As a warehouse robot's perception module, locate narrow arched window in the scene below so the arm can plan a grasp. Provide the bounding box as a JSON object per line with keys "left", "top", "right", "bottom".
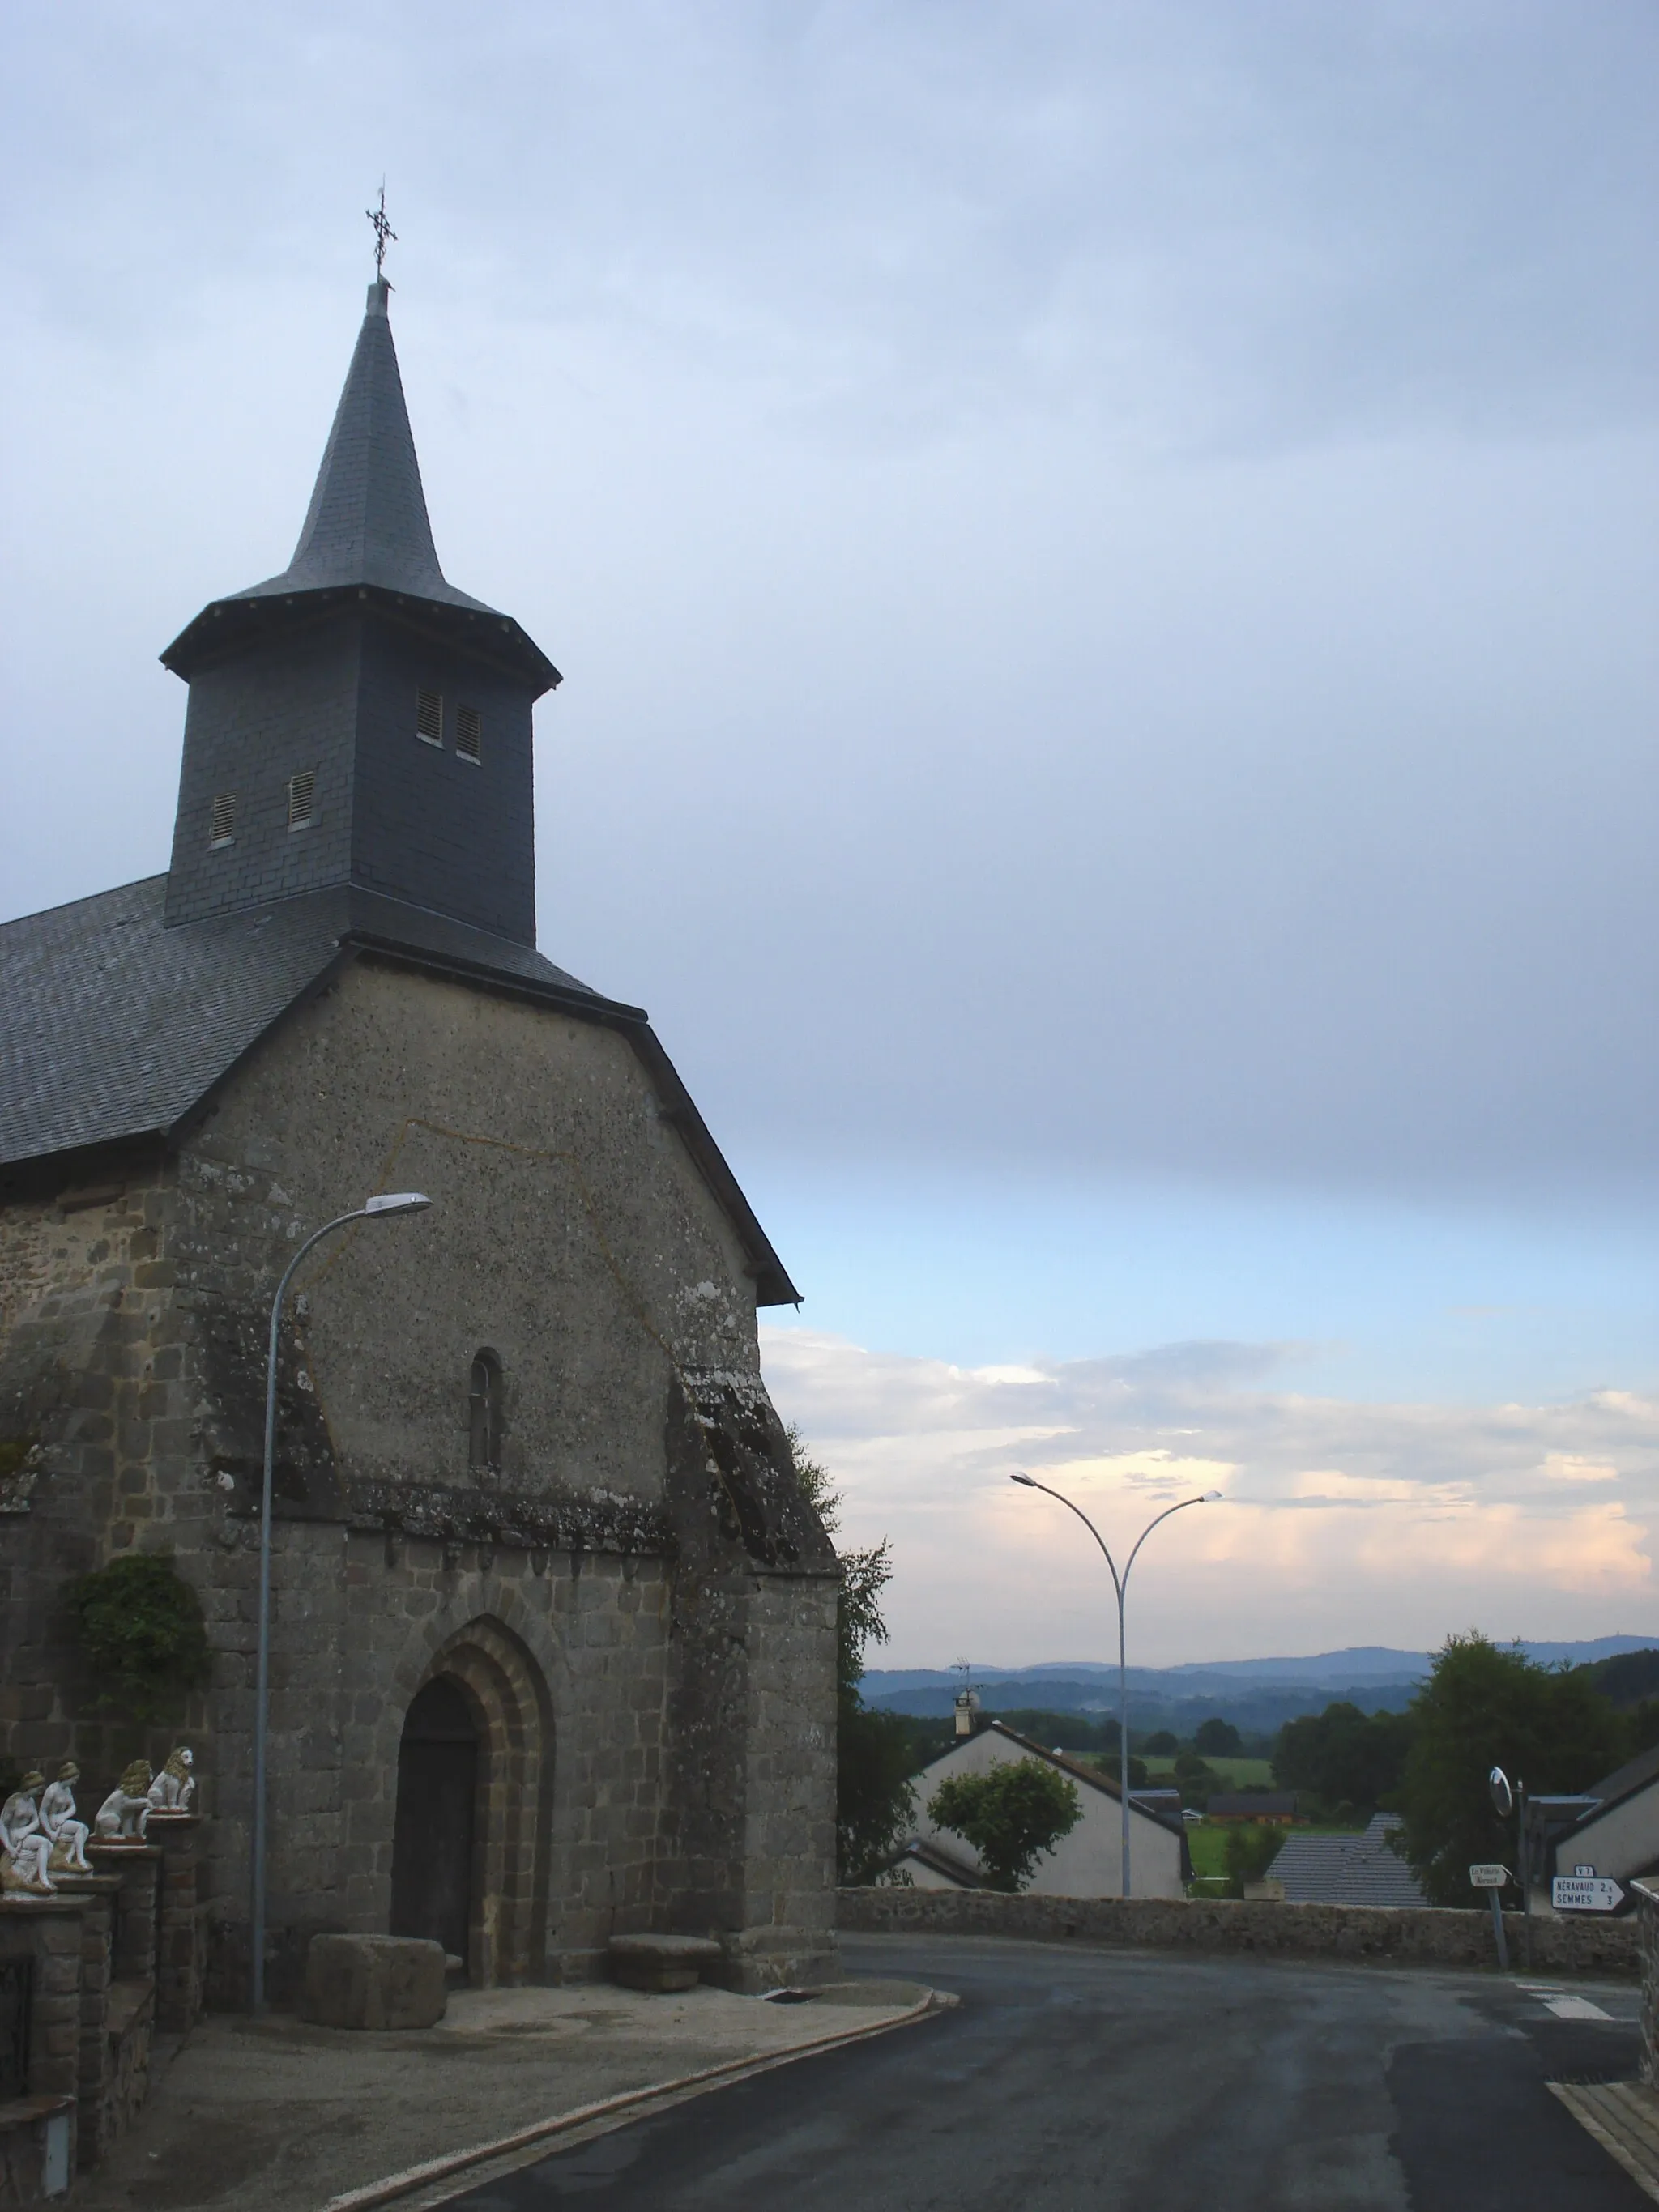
{"left": 467, "top": 1351, "right": 503, "bottom": 1473}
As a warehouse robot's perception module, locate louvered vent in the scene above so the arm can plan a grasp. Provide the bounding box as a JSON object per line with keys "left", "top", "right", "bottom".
{"left": 416, "top": 687, "right": 444, "bottom": 745}
{"left": 288, "top": 770, "right": 316, "bottom": 829}
{"left": 209, "top": 792, "right": 236, "bottom": 847}
{"left": 456, "top": 705, "right": 482, "bottom": 764}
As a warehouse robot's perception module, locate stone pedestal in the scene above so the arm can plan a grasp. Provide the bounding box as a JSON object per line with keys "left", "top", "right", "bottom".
{"left": 41, "top": 1875, "right": 118, "bottom": 2168}
{"left": 607, "top": 1933, "right": 723, "bottom": 1993}
{"left": 0, "top": 1894, "right": 90, "bottom": 2186}
{"left": 144, "top": 1814, "right": 202, "bottom": 2034}
{"left": 301, "top": 1935, "right": 447, "bottom": 2031}
{"left": 85, "top": 1846, "right": 159, "bottom": 1986}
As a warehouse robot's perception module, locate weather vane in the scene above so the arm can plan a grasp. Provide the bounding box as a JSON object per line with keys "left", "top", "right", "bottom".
{"left": 366, "top": 183, "right": 396, "bottom": 279}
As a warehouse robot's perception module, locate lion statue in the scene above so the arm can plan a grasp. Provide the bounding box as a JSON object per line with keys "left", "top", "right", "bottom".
{"left": 147, "top": 1746, "right": 195, "bottom": 1813}
{"left": 1, "top": 1771, "right": 56, "bottom": 1894}
{"left": 94, "top": 1760, "right": 153, "bottom": 1840}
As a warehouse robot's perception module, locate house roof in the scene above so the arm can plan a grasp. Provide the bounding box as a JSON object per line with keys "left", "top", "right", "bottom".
{"left": 1209, "top": 1792, "right": 1297, "bottom": 1819}
{"left": 1580, "top": 1742, "right": 1659, "bottom": 1818}
{"left": 1268, "top": 1814, "right": 1427, "bottom": 1908}
{"left": 923, "top": 1721, "right": 1189, "bottom": 1840}
{"left": 886, "top": 1838, "right": 988, "bottom": 1889}
{"left": 0, "top": 874, "right": 801, "bottom": 1306}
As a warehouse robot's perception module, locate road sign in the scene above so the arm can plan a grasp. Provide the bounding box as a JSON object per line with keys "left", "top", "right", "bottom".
{"left": 1573, "top": 1863, "right": 1597, "bottom": 1877}
{"left": 1469, "top": 1864, "right": 1509, "bottom": 1889}
{"left": 1553, "top": 1876, "right": 1625, "bottom": 1914}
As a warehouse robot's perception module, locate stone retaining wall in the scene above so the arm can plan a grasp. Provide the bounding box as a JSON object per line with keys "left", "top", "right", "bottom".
{"left": 1632, "top": 1880, "right": 1658, "bottom": 2082}
{"left": 838, "top": 1886, "right": 1639, "bottom": 1977}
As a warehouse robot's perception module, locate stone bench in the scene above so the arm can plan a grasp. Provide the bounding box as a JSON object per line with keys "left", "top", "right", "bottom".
{"left": 301, "top": 1935, "right": 447, "bottom": 2030}
{"left": 607, "top": 1933, "right": 723, "bottom": 1994}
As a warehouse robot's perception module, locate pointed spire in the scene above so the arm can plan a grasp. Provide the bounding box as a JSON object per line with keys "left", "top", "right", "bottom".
{"left": 237, "top": 281, "right": 493, "bottom": 613}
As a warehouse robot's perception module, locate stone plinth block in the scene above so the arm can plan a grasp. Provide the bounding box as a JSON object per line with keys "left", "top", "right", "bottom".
{"left": 301, "top": 1935, "right": 447, "bottom": 2031}
{"left": 607, "top": 1933, "right": 723, "bottom": 1993}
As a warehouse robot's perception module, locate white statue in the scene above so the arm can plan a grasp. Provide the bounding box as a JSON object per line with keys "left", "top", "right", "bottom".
{"left": 147, "top": 1745, "right": 195, "bottom": 1813}
{"left": 0, "top": 1772, "right": 56, "bottom": 1894}
{"left": 41, "top": 1762, "right": 91, "bottom": 1874}
{"left": 94, "top": 1760, "right": 153, "bottom": 1840}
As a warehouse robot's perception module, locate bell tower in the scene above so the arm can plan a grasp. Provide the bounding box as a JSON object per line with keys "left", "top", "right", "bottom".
{"left": 160, "top": 278, "right": 559, "bottom": 945}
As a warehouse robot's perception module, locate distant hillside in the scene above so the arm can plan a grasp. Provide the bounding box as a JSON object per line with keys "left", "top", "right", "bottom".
{"left": 1578, "top": 1647, "right": 1659, "bottom": 1708}
{"left": 864, "top": 1635, "right": 1659, "bottom": 1733}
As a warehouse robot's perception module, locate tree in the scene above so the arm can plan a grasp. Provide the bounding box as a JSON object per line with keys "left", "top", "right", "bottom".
{"left": 1272, "top": 1702, "right": 1414, "bottom": 1818}
{"left": 928, "top": 1758, "right": 1082, "bottom": 1891}
{"left": 1194, "top": 1716, "right": 1242, "bottom": 1758}
{"left": 1143, "top": 1729, "right": 1179, "bottom": 1756}
{"left": 1223, "top": 1822, "right": 1285, "bottom": 1897}
{"left": 1395, "top": 1633, "right": 1627, "bottom": 1905}
{"left": 786, "top": 1426, "right": 916, "bottom": 1883}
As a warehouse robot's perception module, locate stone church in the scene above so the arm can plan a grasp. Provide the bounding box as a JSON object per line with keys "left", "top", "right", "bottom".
{"left": 0, "top": 275, "right": 838, "bottom": 2005}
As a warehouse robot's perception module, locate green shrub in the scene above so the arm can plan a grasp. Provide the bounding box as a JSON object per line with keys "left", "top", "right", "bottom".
{"left": 929, "top": 1758, "right": 1081, "bottom": 1891}
{"left": 1223, "top": 1822, "right": 1286, "bottom": 1896}
{"left": 66, "top": 1554, "right": 209, "bottom": 1720}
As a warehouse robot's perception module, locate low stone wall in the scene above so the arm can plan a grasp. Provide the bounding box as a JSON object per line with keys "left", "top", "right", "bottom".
{"left": 1632, "top": 1880, "right": 1658, "bottom": 2082}
{"left": 838, "top": 1886, "right": 1640, "bottom": 1977}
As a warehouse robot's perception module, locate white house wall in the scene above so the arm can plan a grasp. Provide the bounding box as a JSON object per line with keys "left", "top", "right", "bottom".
{"left": 911, "top": 1728, "right": 1186, "bottom": 1900}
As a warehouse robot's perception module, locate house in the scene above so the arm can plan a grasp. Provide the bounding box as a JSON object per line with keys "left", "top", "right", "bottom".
{"left": 1208, "top": 1792, "right": 1297, "bottom": 1824}
{"left": 0, "top": 269, "right": 838, "bottom": 2005}
{"left": 897, "top": 1720, "right": 1190, "bottom": 1897}
{"left": 1536, "top": 1743, "right": 1659, "bottom": 1903}
{"left": 1266, "top": 1814, "right": 1427, "bottom": 1907}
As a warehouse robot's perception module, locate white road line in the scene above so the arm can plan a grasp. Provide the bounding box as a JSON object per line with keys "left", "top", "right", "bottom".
{"left": 1540, "top": 1994, "right": 1613, "bottom": 2021}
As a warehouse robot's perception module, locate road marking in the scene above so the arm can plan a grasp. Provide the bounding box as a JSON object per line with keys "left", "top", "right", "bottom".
{"left": 1539, "top": 1994, "right": 1613, "bottom": 2021}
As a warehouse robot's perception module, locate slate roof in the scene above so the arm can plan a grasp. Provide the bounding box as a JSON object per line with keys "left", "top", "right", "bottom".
{"left": 1209, "top": 1792, "right": 1298, "bottom": 1820}
{"left": 1580, "top": 1741, "right": 1659, "bottom": 1815}
{"left": 0, "top": 875, "right": 801, "bottom": 1306}
{"left": 1268, "top": 1814, "right": 1427, "bottom": 1907}
{"left": 160, "top": 283, "right": 558, "bottom": 691}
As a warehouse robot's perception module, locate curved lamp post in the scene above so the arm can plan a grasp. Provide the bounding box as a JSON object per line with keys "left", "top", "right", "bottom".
{"left": 1009, "top": 1474, "right": 1222, "bottom": 1899}
{"left": 251, "top": 1191, "right": 432, "bottom": 2008}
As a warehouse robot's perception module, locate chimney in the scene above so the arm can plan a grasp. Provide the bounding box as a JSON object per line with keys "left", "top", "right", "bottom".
{"left": 953, "top": 1687, "right": 981, "bottom": 1738}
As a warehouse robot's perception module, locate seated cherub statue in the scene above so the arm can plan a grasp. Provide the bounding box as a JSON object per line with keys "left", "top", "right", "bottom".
{"left": 94, "top": 1760, "right": 153, "bottom": 1840}
{"left": 1, "top": 1771, "right": 57, "bottom": 1894}
{"left": 147, "top": 1746, "right": 195, "bottom": 1813}
{"left": 41, "top": 1761, "right": 92, "bottom": 1874}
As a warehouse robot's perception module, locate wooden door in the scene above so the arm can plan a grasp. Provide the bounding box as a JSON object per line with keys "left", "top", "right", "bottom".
{"left": 390, "top": 1676, "right": 478, "bottom": 1968}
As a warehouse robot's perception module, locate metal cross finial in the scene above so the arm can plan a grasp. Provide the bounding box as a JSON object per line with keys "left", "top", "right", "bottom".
{"left": 366, "top": 184, "right": 397, "bottom": 278}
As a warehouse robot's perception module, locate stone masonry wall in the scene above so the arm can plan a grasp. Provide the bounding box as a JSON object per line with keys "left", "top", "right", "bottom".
{"left": 839, "top": 1884, "right": 1640, "bottom": 1977}
{"left": 1, "top": 954, "right": 837, "bottom": 2001}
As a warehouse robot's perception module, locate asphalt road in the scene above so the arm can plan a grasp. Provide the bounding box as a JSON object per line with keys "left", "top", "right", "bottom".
{"left": 448, "top": 1932, "right": 1646, "bottom": 2211}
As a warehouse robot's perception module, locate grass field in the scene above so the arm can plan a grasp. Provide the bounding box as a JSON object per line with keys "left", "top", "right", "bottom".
{"left": 1196, "top": 1757, "right": 1276, "bottom": 1789}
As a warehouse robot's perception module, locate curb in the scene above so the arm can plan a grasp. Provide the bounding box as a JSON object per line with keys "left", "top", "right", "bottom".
{"left": 320, "top": 1988, "right": 949, "bottom": 2212}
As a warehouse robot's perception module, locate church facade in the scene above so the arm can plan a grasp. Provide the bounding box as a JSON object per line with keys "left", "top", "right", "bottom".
{"left": 0, "top": 278, "right": 838, "bottom": 2003}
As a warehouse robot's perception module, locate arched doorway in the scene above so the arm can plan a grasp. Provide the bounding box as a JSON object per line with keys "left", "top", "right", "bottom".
{"left": 390, "top": 1675, "right": 480, "bottom": 1968}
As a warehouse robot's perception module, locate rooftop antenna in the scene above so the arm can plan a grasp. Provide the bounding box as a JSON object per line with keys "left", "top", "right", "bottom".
{"left": 366, "top": 181, "right": 397, "bottom": 282}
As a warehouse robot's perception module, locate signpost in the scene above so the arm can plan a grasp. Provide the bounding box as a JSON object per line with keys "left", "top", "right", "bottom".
{"left": 1469, "top": 1860, "right": 1512, "bottom": 1969}
{"left": 1552, "top": 1876, "right": 1625, "bottom": 1915}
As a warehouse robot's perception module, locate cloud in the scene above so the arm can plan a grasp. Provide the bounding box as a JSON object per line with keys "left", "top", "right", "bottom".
{"left": 762, "top": 1324, "right": 1659, "bottom": 1664}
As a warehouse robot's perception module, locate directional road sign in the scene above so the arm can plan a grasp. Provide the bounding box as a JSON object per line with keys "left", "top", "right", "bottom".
{"left": 1468, "top": 1864, "right": 1509, "bottom": 1889}
{"left": 1552, "top": 1875, "right": 1625, "bottom": 1914}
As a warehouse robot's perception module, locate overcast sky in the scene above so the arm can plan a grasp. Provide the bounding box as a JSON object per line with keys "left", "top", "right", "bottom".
{"left": 4, "top": 3, "right": 1656, "bottom": 1664}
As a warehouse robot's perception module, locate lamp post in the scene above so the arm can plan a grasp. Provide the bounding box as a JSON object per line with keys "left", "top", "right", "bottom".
{"left": 1009, "top": 1474, "right": 1222, "bottom": 1899}
{"left": 251, "top": 1191, "right": 431, "bottom": 2009}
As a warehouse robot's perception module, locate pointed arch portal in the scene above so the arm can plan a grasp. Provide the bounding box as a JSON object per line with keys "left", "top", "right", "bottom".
{"left": 388, "top": 1615, "right": 553, "bottom": 1985}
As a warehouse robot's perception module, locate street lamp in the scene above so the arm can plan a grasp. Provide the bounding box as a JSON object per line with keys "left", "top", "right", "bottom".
{"left": 251, "top": 1191, "right": 431, "bottom": 2008}
{"left": 1009, "top": 1473, "right": 1222, "bottom": 1899}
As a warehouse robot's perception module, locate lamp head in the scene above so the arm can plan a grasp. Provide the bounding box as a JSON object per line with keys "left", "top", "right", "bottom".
{"left": 363, "top": 1191, "right": 432, "bottom": 1217}
{"left": 1203, "top": 1490, "right": 1223, "bottom": 1502}
{"left": 1009, "top": 1472, "right": 1038, "bottom": 1488}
